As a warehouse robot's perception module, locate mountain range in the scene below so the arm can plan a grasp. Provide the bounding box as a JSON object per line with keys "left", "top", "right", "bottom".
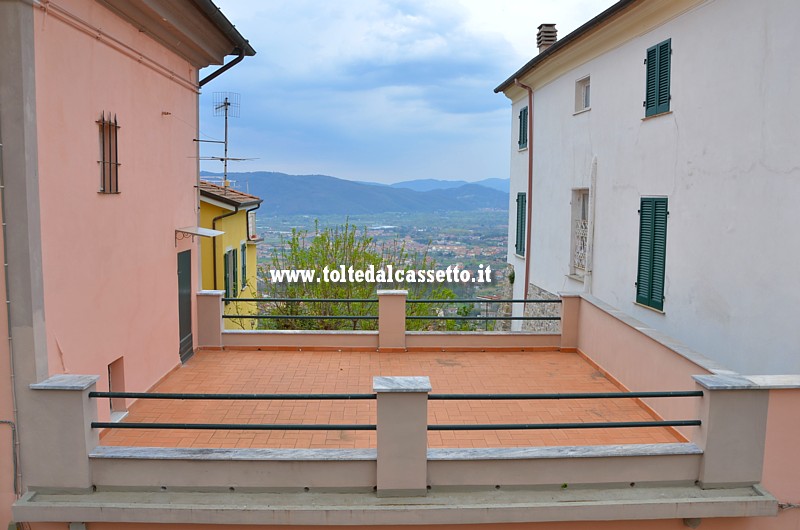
{"left": 200, "top": 171, "right": 509, "bottom": 215}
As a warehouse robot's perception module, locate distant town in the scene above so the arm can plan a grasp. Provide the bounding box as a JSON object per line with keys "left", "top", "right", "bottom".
{"left": 255, "top": 210, "right": 509, "bottom": 298}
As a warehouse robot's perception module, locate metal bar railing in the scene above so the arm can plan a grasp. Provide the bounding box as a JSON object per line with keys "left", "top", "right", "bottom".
{"left": 407, "top": 316, "right": 560, "bottom": 321}
{"left": 89, "top": 392, "right": 376, "bottom": 400}
{"left": 407, "top": 299, "right": 562, "bottom": 304}
{"left": 428, "top": 420, "right": 701, "bottom": 431}
{"left": 222, "top": 314, "right": 378, "bottom": 320}
{"left": 91, "top": 422, "right": 376, "bottom": 431}
{"left": 428, "top": 391, "right": 703, "bottom": 400}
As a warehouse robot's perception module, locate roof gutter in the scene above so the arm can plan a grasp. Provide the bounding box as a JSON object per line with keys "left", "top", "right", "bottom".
{"left": 199, "top": 47, "right": 245, "bottom": 87}
{"left": 514, "top": 79, "right": 534, "bottom": 301}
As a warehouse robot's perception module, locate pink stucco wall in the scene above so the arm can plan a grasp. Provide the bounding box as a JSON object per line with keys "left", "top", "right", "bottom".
{"left": 33, "top": 0, "right": 199, "bottom": 418}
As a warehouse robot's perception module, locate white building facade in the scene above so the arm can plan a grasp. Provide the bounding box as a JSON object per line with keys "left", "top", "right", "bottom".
{"left": 497, "top": 0, "right": 800, "bottom": 375}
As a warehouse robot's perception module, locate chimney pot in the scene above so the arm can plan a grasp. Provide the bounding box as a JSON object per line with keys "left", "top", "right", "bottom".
{"left": 537, "top": 23, "right": 557, "bottom": 53}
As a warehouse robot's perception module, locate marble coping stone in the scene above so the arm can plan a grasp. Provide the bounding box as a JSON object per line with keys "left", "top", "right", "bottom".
{"left": 428, "top": 443, "right": 702, "bottom": 460}
{"left": 376, "top": 289, "right": 408, "bottom": 296}
{"left": 744, "top": 375, "right": 800, "bottom": 389}
{"left": 693, "top": 374, "right": 762, "bottom": 390}
{"left": 30, "top": 374, "right": 99, "bottom": 391}
{"left": 91, "top": 443, "right": 700, "bottom": 463}
{"left": 373, "top": 376, "right": 432, "bottom": 393}
{"left": 91, "top": 446, "right": 377, "bottom": 461}
{"left": 223, "top": 329, "right": 377, "bottom": 336}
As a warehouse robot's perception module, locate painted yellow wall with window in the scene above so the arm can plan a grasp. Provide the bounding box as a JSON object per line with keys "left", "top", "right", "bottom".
{"left": 199, "top": 202, "right": 259, "bottom": 329}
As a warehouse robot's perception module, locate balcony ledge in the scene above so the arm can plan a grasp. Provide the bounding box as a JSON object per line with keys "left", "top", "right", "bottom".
{"left": 14, "top": 484, "right": 777, "bottom": 525}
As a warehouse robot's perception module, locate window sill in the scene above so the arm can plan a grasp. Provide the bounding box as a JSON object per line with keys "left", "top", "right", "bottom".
{"left": 573, "top": 107, "right": 591, "bottom": 116}
{"left": 566, "top": 273, "right": 585, "bottom": 282}
{"left": 641, "top": 110, "right": 672, "bottom": 121}
{"left": 634, "top": 301, "right": 665, "bottom": 314}
{"left": 513, "top": 253, "right": 525, "bottom": 259}
{"left": 98, "top": 191, "right": 121, "bottom": 195}
{"left": 517, "top": 147, "right": 528, "bottom": 152}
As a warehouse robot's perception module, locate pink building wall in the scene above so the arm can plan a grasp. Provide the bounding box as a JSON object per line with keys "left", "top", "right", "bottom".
{"left": 32, "top": 0, "right": 200, "bottom": 416}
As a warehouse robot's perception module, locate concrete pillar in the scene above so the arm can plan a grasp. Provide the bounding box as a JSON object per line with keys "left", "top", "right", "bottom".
{"left": 377, "top": 290, "right": 406, "bottom": 351}
{"left": 692, "top": 375, "right": 769, "bottom": 488}
{"left": 559, "top": 293, "right": 581, "bottom": 351}
{"left": 197, "top": 290, "right": 224, "bottom": 348}
{"left": 26, "top": 375, "right": 100, "bottom": 491}
{"left": 374, "top": 376, "right": 430, "bottom": 497}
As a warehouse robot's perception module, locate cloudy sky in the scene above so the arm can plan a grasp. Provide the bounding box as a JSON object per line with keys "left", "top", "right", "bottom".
{"left": 198, "top": 0, "right": 616, "bottom": 184}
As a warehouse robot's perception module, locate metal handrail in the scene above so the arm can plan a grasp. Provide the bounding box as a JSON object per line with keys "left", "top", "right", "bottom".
{"left": 428, "top": 391, "right": 703, "bottom": 400}
{"left": 429, "top": 420, "right": 701, "bottom": 431}
{"left": 90, "top": 392, "right": 376, "bottom": 400}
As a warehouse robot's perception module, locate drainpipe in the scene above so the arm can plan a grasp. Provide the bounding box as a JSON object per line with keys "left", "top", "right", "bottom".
{"left": 199, "top": 48, "right": 245, "bottom": 87}
{"left": 584, "top": 156, "right": 598, "bottom": 294}
{"left": 514, "top": 79, "right": 534, "bottom": 300}
{"left": 212, "top": 207, "right": 240, "bottom": 290}
{"left": 0, "top": 140, "right": 22, "bottom": 496}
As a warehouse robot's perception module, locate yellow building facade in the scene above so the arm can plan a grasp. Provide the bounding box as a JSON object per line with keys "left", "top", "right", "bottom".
{"left": 199, "top": 181, "right": 262, "bottom": 329}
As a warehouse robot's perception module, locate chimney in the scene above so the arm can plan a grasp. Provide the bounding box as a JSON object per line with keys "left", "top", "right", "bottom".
{"left": 537, "top": 23, "right": 557, "bottom": 53}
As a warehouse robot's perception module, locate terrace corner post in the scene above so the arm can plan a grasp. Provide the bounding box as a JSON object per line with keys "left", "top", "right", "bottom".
{"left": 692, "top": 375, "right": 769, "bottom": 488}
{"left": 197, "top": 290, "right": 224, "bottom": 348}
{"left": 374, "top": 376, "right": 431, "bottom": 497}
{"left": 377, "top": 290, "right": 407, "bottom": 350}
{"left": 25, "top": 375, "right": 100, "bottom": 491}
{"left": 559, "top": 292, "right": 581, "bottom": 350}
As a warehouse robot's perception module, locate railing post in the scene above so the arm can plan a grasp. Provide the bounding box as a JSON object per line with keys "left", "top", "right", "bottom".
{"left": 377, "top": 289, "right": 407, "bottom": 351}
{"left": 26, "top": 375, "right": 100, "bottom": 490}
{"left": 559, "top": 292, "right": 581, "bottom": 351}
{"left": 692, "top": 375, "right": 769, "bottom": 488}
{"left": 197, "top": 290, "right": 224, "bottom": 348}
{"left": 374, "top": 376, "right": 430, "bottom": 497}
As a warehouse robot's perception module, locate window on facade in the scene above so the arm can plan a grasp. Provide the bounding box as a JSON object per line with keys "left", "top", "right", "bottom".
{"left": 223, "top": 248, "right": 238, "bottom": 300}
{"left": 518, "top": 106, "right": 529, "bottom": 149}
{"left": 247, "top": 210, "right": 258, "bottom": 240}
{"left": 98, "top": 112, "right": 120, "bottom": 193}
{"left": 241, "top": 243, "right": 247, "bottom": 290}
{"left": 575, "top": 76, "right": 590, "bottom": 112}
{"left": 636, "top": 197, "right": 668, "bottom": 311}
{"left": 515, "top": 192, "right": 527, "bottom": 256}
{"left": 645, "top": 39, "right": 671, "bottom": 117}
{"left": 571, "top": 189, "right": 589, "bottom": 275}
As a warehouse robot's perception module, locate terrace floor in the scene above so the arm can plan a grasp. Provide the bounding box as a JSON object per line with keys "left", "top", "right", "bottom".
{"left": 101, "top": 349, "right": 682, "bottom": 449}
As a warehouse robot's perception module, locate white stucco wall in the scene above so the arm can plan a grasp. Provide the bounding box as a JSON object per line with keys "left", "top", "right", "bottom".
{"left": 504, "top": 0, "right": 800, "bottom": 374}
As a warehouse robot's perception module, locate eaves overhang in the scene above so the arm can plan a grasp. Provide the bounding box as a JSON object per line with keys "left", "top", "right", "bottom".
{"left": 199, "top": 191, "right": 261, "bottom": 210}
{"left": 98, "top": 0, "right": 255, "bottom": 68}
{"left": 494, "top": 0, "right": 638, "bottom": 95}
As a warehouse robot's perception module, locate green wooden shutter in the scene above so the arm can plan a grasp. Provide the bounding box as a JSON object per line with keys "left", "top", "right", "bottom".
{"left": 656, "top": 39, "right": 671, "bottom": 114}
{"left": 232, "top": 248, "right": 239, "bottom": 297}
{"left": 518, "top": 107, "right": 528, "bottom": 149}
{"left": 241, "top": 243, "right": 247, "bottom": 290}
{"left": 636, "top": 197, "right": 668, "bottom": 310}
{"left": 645, "top": 39, "right": 670, "bottom": 117}
{"left": 223, "top": 251, "right": 231, "bottom": 299}
{"left": 515, "top": 192, "right": 526, "bottom": 255}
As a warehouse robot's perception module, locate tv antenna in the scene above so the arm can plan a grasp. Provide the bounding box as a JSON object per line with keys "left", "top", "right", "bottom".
{"left": 195, "top": 92, "right": 255, "bottom": 189}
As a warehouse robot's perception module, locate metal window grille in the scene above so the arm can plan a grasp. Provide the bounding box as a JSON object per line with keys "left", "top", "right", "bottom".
{"left": 98, "top": 112, "right": 120, "bottom": 193}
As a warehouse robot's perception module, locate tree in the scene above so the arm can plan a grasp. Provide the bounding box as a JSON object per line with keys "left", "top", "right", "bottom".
{"left": 259, "top": 221, "right": 455, "bottom": 330}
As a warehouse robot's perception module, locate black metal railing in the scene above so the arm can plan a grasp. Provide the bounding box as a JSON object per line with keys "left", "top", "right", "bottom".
{"left": 220, "top": 297, "right": 562, "bottom": 330}
{"left": 89, "top": 391, "right": 376, "bottom": 431}
{"left": 89, "top": 390, "right": 701, "bottom": 432}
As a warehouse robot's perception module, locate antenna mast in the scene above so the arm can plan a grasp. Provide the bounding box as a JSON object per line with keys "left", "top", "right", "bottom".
{"left": 212, "top": 92, "right": 240, "bottom": 188}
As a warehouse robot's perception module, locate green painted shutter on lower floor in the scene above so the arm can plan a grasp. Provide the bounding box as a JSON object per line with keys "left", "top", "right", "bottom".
{"left": 515, "top": 192, "right": 526, "bottom": 256}
{"left": 223, "top": 250, "right": 231, "bottom": 299}
{"left": 636, "top": 197, "right": 668, "bottom": 310}
{"left": 241, "top": 243, "right": 247, "bottom": 291}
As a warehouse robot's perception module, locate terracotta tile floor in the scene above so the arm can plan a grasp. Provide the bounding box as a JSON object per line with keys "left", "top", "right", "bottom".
{"left": 100, "top": 349, "right": 681, "bottom": 449}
